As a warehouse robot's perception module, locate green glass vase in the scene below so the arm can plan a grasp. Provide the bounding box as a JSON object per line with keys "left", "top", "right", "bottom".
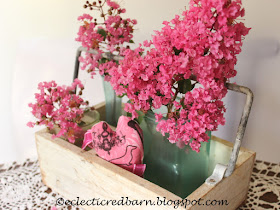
{"left": 140, "top": 111, "right": 211, "bottom": 198}
{"left": 102, "top": 77, "right": 122, "bottom": 127}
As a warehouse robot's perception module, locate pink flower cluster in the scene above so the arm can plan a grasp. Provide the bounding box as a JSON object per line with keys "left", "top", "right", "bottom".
{"left": 109, "top": 0, "right": 250, "bottom": 152}
{"left": 76, "top": 0, "right": 137, "bottom": 78}
{"left": 27, "top": 79, "right": 90, "bottom": 143}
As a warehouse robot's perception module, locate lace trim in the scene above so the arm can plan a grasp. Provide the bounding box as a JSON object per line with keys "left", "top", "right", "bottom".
{"left": 239, "top": 160, "right": 280, "bottom": 209}
{"left": 0, "top": 159, "right": 79, "bottom": 209}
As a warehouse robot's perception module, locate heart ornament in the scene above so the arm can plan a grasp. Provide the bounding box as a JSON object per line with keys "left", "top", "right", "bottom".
{"left": 82, "top": 116, "right": 146, "bottom": 176}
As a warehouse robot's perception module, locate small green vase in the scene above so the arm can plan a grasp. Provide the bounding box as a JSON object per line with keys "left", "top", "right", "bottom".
{"left": 102, "top": 77, "right": 122, "bottom": 127}
{"left": 140, "top": 111, "right": 211, "bottom": 198}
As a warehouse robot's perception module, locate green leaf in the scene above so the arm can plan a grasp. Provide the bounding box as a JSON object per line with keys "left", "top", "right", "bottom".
{"left": 135, "top": 110, "right": 145, "bottom": 124}
{"left": 126, "top": 112, "right": 132, "bottom": 118}
{"left": 117, "top": 93, "right": 127, "bottom": 98}
{"left": 173, "top": 47, "right": 183, "bottom": 56}
{"left": 129, "top": 40, "right": 134, "bottom": 43}
{"left": 180, "top": 99, "right": 186, "bottom": 109}
{"left": 156, "top": 65, "right": 160, "bottom": 72}
{"left": 120, "top": 83, "right": 128, "bottom": 88}
{"left": 178, "top": 79, "right": 192, "bottom": 94}
{"left": 78, "top": 121, "right": 86, "bottom": 127}
{"left": 97, "top": 28, "right": 107, "bottom": 40}
{"left": 156, "top": 90, "right": 164, "bottom": 96}
{"left": 98, "top": 57, "right": 108, "bottom": 64}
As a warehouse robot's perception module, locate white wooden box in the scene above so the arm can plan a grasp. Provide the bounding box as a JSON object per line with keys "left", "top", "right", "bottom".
{"left": 35, "top": 102, "right": 255, "bottom": 209}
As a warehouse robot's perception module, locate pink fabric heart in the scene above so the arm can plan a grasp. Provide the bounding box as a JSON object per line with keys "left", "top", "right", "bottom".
{"left": 82, "top": 116, "right": 146, "bottom": 176}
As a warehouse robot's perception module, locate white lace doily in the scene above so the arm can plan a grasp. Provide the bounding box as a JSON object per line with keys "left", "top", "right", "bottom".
{"left": 238, "top": 160, "right": 280, "bottom": 210}
{"left": 0, "top": 159, "right": 80, "bottom": 210}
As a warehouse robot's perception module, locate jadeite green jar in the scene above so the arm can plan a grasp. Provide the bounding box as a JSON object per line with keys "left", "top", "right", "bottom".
{"left": 102, "top": 77, "right": 122, "bottom": 127}
{"left": 140, "top": 110, "right": 211, "bottom": 198}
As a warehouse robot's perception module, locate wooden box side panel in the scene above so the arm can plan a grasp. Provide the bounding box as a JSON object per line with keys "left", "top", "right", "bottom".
{"left": 35, "top": 108, "right": 256, "bottom": 210}
{"left": 35, "top": 130, "right": 181, "bottom": 210}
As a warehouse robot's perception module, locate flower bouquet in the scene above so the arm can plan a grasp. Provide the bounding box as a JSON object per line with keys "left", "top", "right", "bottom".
{"left": 108, "top": 0, "right": 250, "bottom": 197}
{"left": 28, "top": 79, "right": 99, "bottom": 147}
{"left": 75, "top": 0, "right": 137, "bottom": 126}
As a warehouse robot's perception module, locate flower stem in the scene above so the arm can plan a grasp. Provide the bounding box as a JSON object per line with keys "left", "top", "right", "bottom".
{"left": 168, "top": 87, "right": 179, "bottom": 113}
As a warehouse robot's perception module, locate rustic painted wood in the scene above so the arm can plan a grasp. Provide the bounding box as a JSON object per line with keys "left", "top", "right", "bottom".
{"left": 35, "top": 103, "right": 255, "bottom": 210}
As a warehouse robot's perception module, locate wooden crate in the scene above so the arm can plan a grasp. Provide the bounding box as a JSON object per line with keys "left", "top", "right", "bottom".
{"left": 35, "top": 102, "right": 255, "bottom": 210}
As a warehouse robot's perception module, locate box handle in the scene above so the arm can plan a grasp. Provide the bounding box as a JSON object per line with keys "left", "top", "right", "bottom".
{"left": 224, "top": 83, "right": 254, "bottom": 177}
{"left": 206, "top": 83, "right": 254, "bottom": 185}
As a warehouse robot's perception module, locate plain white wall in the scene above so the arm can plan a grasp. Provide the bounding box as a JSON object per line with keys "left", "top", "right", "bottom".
{"left": 0, "top": 0, "right": 279, "bottom": 163}
{"left": 215, "top": 0, "right": 280, "bottom": 163}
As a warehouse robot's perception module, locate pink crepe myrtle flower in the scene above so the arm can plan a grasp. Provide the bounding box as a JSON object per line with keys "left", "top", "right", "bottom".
{"left": 107, "top": 0, "right": 120, "bottom": 10}
{"left": 109, "top": 0, "right": 250, "bottom": 152}
{"left": 76, "top": 0, "right": 137, "bottom": 79}
{"left": 27, "top": 79, "right": 93, "bottom": 143}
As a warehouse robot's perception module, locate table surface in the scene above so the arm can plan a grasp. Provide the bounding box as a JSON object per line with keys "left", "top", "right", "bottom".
{"left": 0, "top": 159, "right": 279, "bottom": 209}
